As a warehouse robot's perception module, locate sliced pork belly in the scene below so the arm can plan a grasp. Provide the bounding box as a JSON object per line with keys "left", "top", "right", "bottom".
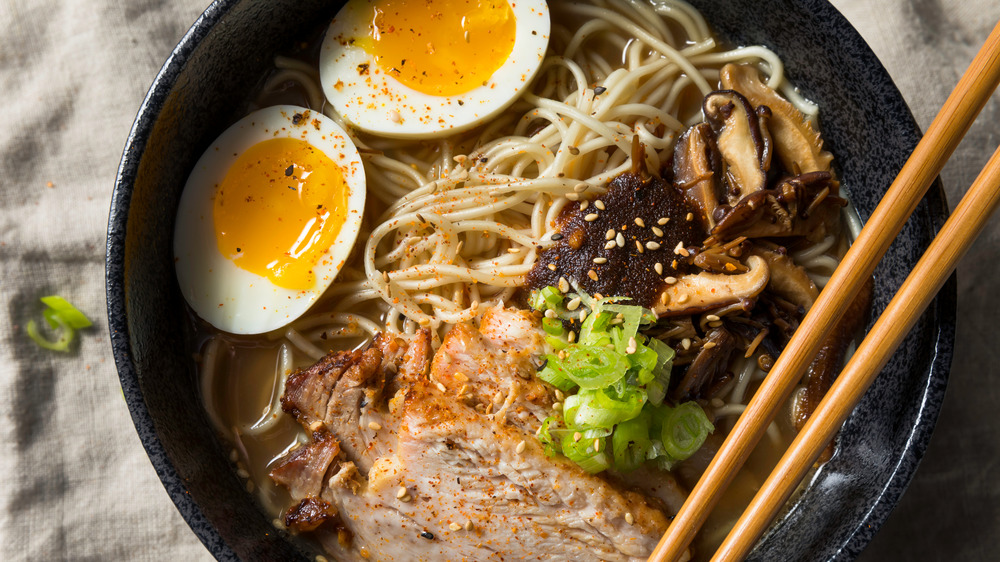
{"left": 430, "top": 306, "right": 557, "bottom": 433}
{"left": 271, "top": 310, "right": 682, "bottom": 561}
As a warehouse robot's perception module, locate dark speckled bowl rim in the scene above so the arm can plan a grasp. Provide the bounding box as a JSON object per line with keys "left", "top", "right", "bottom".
{"left": 107, "top": 2, "right": 239, "bottom": 559}
{"left": 106, "top": 0, "right": 954, "bottom": 560}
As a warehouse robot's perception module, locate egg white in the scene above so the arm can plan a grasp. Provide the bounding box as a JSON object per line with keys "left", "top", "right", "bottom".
{"left": 319, "top": 0, "right": 550, "bottom": 138}
{"left": 173, "top": 105, "right": 366, "bottom": 335}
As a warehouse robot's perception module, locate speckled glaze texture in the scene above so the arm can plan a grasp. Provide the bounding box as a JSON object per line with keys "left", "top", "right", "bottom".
{"left": 107, "top": 0, "right": 954, "bottom": 560}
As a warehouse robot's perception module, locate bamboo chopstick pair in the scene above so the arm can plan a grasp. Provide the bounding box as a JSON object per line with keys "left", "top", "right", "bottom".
{"left": 651, "top": 18, "right": 1000, "bottom": 562}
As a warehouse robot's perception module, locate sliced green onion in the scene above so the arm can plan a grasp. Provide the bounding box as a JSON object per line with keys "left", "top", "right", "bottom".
{"left": 542, "top": 317, "right": 565, "bottom": 336}
{"left": 562, "top": 346, "right": 629, "bottom": 389}
{"left": 577, "top": 310, "right": 611, "bottom": 345}
{"left": 613, "top": 414, "right": 652, "bottom": 472}
{"left": 26, "top": 295, "right": 92, "bottom": 352}
{"left": 26, "top": 316, "right": 74, "bottom": 352}
{"left": 661, "top": 402, "right": 714, "bottom": 461}
{"left": 39, "top": 295, "right": 92, "bottom": 329}
{"left": 537, "top": 356, "right": 577, "bottom": 392}
{"left": 573, "top": 386, "right": 647, "bottom": 428}
{"left": 561, "top": 428, "right": 612, "bottom": 474}
{"left": 561, "top": 392, "right": 584, "bottom": 426}
{"left": 604, "top": 304, "right": 643, "bottom": 354}
{"left": 537, "top": 416, "right": 561, "bottom": 457}
{"left": 531, "top": 286, "right": 563, "bottom": 311}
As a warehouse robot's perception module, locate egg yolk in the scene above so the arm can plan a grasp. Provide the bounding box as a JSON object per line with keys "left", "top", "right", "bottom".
{"left": 213, "top": 138, "right": 349, "bottom": 291}
{"left": 362, "top": 0, "right": 516, "bottom": 97}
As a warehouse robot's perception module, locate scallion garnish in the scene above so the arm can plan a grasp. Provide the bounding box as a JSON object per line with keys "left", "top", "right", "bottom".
{"left": 26, "top": 295, "right": 92, "bottom": 352}
{"left": 530, "top": 285, "right": 712, "bottom": 474}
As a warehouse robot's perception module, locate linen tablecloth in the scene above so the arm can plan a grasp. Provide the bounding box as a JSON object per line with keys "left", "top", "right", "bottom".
{"left": 1, "top": 0, "right": 997, "bottom": 559}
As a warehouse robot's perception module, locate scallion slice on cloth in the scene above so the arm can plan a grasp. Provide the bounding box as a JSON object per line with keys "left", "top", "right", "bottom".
{"left": 26, "top": 296, "right": 91, "bottom": 352}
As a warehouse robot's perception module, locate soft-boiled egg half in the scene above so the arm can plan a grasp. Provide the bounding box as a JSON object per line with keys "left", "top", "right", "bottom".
{"left": 174, "top": 105, "right": 365, "bottom": 335}
{"left": 320, "top": 0, "right": 550, "bottom": 138}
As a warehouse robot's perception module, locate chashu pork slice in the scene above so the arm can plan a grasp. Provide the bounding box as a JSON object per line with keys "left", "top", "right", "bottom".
{"left": 271, "top": 311, "right": 679, "bottom": 561}
{"left": 430, "top": 306, "right": 558, "bottom": 434}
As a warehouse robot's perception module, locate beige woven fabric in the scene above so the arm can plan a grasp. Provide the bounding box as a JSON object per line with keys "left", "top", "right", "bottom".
{"left": 0, "top": 0, "right": 996, "bottom": 560}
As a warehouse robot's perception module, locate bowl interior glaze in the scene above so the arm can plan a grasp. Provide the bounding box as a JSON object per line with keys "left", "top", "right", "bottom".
{"left": 107, "top": 1, "right": 954, "bottom": 560}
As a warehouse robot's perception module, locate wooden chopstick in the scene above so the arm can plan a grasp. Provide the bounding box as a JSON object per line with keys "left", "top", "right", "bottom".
{"left": 713, "top": 139, "right": 1000, "bottom": 562}
{"left": 650, "top": 18, "right": 1000, "bottom": 562}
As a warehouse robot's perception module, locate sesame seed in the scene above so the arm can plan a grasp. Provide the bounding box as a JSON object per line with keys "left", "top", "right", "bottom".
{"left": 368, "top": 421, "right": 382, "bottom": 430}
{"left": 593, "top": 257, "right": 608, "bottom": 264}
{"left": 616, "top": 233, "right": 626, "bottom": 247}
{"left": 450, "top": 522, "right": 463, "bottom": 531}
{"left": 703, "top": 341, "right": 717, "bottom": 349}
{"left": 626, "top": 336, "right": 637, "bottom": 354}
{"left": 660, "top": 292, "right": 670, "bottom": 305}
{"left": 237, "top": 468, "right": 249, "bottom": 479}
{"left": 681, "top": 338, "right": 691, "bottom": 350}
{"left": 635, "top": 240, "right": 644, "bottom": 253}
{"left": 436, "top": 382, "right": 447, "bottom": 392}
{"left": 453, "top": 155, "right": 467, "bottom": 164}
{"left": 579, "top": 310, "right": 587, "bottom": 322}
{"left": 606, "top": 229, "right": 616, "bottom": 240}
{"left": 550, "top": 233, "right": 564, "bottom": 241}
{"left": 420, "top": 531, "right": 434, "bottom": 539}
{"left": 595, "top": 200, "right": 606, "bottom": 210}
{"left": 705, "top": 314, "right": 721, "bottom": 322}
{"left": 709, "top": 321, "right": 723, "bottom": 328}
{"left": 604, "top": 241, "right": 617, "bottom": 250}
{"left": 574, "top": 432, "right": 582, "bottom": 442}
{"left": 544, "top": 309, "right": 557, "bottom": 319}
{"left": 646, "top": 241, "right": 661, "bottom": 250}
{"left": 569, "top": 146, "right": 581, "bottom": 155}
{"left": 566, "top": 192, "right": 580, "bottom": 201}
{"left": 654, "top": 262, "right": 663, "bottom": 274}
{"left": 455, "top": 371, "right": 469, "bottom": 382}
{"left": 625, "top": 512, "right": 635, "bottom": 525}
{"left": 634, "top": 217, "right": 645, "bottom": 227}
{"left": 674, "top": 241, "right": 685, "bottom": 254}
{"left": 397, "top": 486, "right": 408, "bottom": 499}
{"left": 580, "top": 200, "right": 589, "bottom": 211}
{"left": 710, "top": 398, "right": 725, "bottom": 408}
{"left": 588, "top": 269, "right": 599, "bottom": 281}
{"left": 548, "top": 263, "right": 557, "bottom": 271}
{"left": 658, "top": 217, "right": 669, "bottom": 225}
{"left": 516, "top": 440, "right": 527, "bottom": 454}
{"left": 552, "top": 401, "right": 562, "bottom": 410}
{"left": 507, "top": 247, "right": 522, "bottom": 253}
{"left": 677, "top": 293, "right": 690, "bottom": 304}
{"left": 594, "top": 439, "right": 602, "bottom": 452}
{"left": 652, "top": 226, "right": 664, "bottom": 237}
{"left": 465, "top": 520, "right": 474, "bottom": 531}
{"left": 382, "top": 271, "right": 390, "bottom": 283}
{"left": 389, "top": 109, "right": 402, "bottom": 123}
{"left": 555, "top": 389, "right": 565, "bottom": 400}
{"left": 567, "top": 297, "right": 582, "bottom": 311}
{"left": 567, "top": 331, "right": 576, "bottom": 343}
{"left": 558, "top": 277, "right": 570, "bottom": 293}
{"left": 585, "top": 213, "right": 599, "bottom": 222}
{"left": 686, "top": 212, "right": 694, "bottom": 221}
{"left": 574, "top": 182, "right": 588, "bottom": 193}
{"left": 470, "top": 300, "right": 480, "bottom": 310}
{"left": 458, "top": 384, "right": 468, "bottom": 396}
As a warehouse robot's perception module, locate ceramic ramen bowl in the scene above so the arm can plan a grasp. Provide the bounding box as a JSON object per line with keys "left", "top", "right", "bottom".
{"left": 106, "top": 0, "right": 955, "bottom": 559}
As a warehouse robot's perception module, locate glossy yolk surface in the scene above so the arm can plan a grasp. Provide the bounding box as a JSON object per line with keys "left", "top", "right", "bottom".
{"left": 362, "top": 0, "right": 515, "bottom": 96}
{"left": 213, "top": 137, "right": 349, "bottom": 291}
